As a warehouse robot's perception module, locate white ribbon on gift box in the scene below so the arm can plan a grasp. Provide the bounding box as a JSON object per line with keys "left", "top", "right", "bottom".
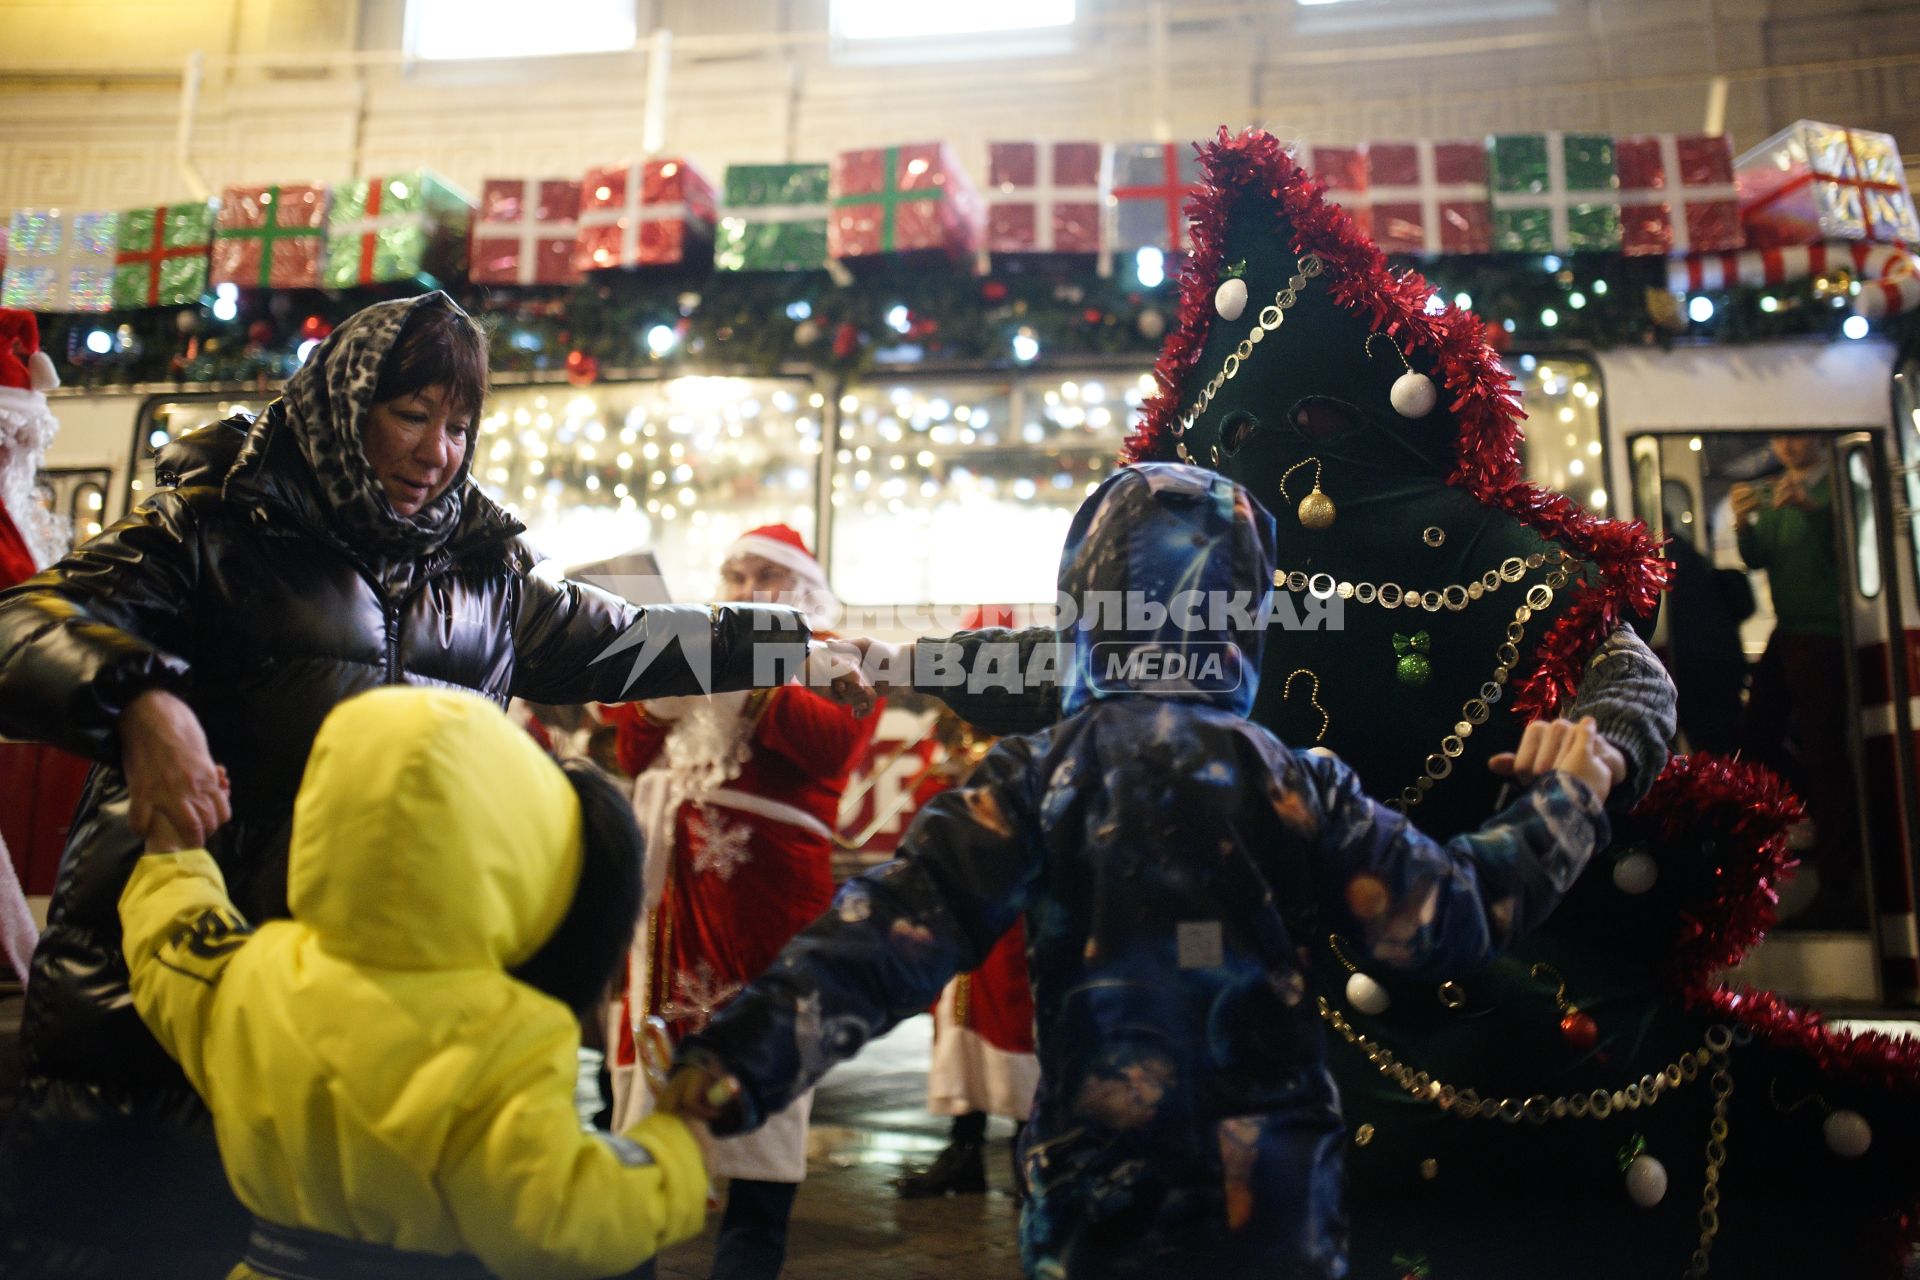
{"left": 4, "top": 211, "right": 118, "bottom": 313}
{"left": 1366, "top": 141, "right": 1489, "bottom": 256}
{"left": 475, "top": 178, "right": 579, "bottom": 285}
{"left": 580, "top": 164, "right": 693, "bottom": 266}
{"left": 1616, "top": 135, "right": 1737, "bottom": 255}
{"left": 985, "top": 142, "right": 1110, "bottom": 255}
{"left": 1489, "top": 131, "right": 1621, "bottom": 252}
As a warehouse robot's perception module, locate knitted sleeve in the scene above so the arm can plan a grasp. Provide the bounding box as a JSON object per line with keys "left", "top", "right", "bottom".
{"left": 1567, "top": 625, "right": 1676, "bottom": 811}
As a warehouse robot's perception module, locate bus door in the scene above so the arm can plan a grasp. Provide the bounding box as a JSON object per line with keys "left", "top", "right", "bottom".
{"left": 1629, "top": 427, "right": 1919, "bottom": 1006}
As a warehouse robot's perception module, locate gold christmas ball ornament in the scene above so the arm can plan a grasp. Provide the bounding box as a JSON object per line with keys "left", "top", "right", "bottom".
{"left": 1280, "top": 457, "right": 1337, "bottom": 531}
{"left": 1298, "top": 487, "right": 1337, "bottom": 530}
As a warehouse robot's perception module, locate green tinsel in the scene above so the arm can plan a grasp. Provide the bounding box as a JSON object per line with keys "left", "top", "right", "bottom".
{"left": 32, "top": 252, "right": 1918, "bottom": 392}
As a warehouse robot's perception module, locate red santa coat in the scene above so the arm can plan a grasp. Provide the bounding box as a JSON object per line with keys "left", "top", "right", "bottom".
{"left": 605, "top": 685, "right": 878, "bottom": 1177}
{"left": 0, "top": 506, "right": 33, "bottom": 586}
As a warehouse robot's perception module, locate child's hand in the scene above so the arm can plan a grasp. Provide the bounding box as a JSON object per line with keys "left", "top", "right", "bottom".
{"left": 1487, "top": 717, "right": 1614, "bottom": 805}
{"left": 680, "top": 1114, "right": 717, "bottom": 1174}
{"left": 658, "top": 1062, "right": 742, "bottom": 1124}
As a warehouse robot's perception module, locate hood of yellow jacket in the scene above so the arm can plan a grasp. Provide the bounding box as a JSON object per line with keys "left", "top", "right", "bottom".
{"left": 287, "top": 686, "right": 583, "bottom": 971}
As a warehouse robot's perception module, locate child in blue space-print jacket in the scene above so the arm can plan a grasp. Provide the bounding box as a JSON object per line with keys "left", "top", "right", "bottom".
{"left": 669, "top": 464, "right": 1615, "bottom": 1280}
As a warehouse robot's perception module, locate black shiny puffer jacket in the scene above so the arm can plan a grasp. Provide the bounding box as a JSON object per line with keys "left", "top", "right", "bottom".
{"left": 0, "top": 407, "right": 806, "bottom": 1274}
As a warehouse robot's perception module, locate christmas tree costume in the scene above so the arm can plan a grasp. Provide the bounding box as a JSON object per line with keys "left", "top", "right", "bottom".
{"left": 917, "top": 131, "right": 1920, "bottom": 1277}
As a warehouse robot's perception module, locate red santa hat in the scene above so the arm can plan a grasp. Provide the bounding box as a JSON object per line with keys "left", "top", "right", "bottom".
{"left": 726, "top": 524, "right": 829, "bottom": 593}
{"left": 724, "top": 523, "right": 837, "bottom": 625}
{"left": 0, "top": 310, "right": 60, "bottom": 398}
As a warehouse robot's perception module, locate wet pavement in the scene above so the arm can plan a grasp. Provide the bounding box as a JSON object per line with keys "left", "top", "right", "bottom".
{"left": 652, "top": 1015, "right": 1029, "bottom": 1280}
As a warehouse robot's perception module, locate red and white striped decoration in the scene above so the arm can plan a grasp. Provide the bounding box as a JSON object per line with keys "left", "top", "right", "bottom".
{"left": 1666, "top": 241, "right": 1909, "bottom": 292}
{"left": 1854, "top": 274, "right": 1920, "bottom": 319}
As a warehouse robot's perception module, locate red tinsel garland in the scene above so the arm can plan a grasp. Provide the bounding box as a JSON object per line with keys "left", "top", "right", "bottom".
{"left": 1633, "top": 752, "right": 1920, "bottom": 1093}
{"left": 1123, "top": 128, "right": 1672, "bottom": 718}
{"left": 1636, "top": 752, "right": 1802, "bottom": 984}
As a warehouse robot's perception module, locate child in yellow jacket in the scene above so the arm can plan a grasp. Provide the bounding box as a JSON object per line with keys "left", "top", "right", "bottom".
{"left": 121, "top": 685, "right": 709, "bottom": 1280}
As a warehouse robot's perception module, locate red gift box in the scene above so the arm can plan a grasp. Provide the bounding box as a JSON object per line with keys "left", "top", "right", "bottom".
{"left": 1301, "top": 144, "right": 1372, "bottom": 237}
{"left": 210, "top": 183, "right": 327, "bottom": 289}
{"left": 575, "top": 159, "right": 718, "bottom": 272}
{"left": 472, "top": 178, "right": 582, "bottom": 285}
{"left": 1615, "top": 134, "right": 1741, "bottom": 256}
{"left": 1365, "top": 140, "right": 1492, "bottom": 255}
{"left": 985, "top": 141, "right": 1106, "bottom": 254}
{"left": 830, "top": 142, "right": 982, "bottom": 262}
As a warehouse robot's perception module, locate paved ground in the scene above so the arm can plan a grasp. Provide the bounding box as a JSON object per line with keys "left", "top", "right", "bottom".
{"left": 653, "top": 1015, "right": 1029, "bottom": 1280}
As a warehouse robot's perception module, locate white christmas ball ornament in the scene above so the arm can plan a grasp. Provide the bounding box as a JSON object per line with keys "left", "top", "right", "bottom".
{"left": 1345, "top": 972, "right": 1391, "bottom": 1015}
{"left": 1624, "top": 1154, "right": 1668, "bottom": 1207}
{"left": 1824, "top": 1109, "right": 1872, "bottom": 1158}
{"left": 1390, "top": 370, "right": 1438, "bottom": 418}
{"left": 1214, "top": 277, "right": 1249, "bottom": 322}
{"left": 1612, "top": 852, "right": 1659, "bottom": 895}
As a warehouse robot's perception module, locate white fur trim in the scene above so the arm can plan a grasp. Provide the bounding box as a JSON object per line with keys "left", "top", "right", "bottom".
{"left": 0, "top": 386, "right": 66, "bottom": 571}
{"left": 27, "top": 351, "right": 58, "bottom": 392}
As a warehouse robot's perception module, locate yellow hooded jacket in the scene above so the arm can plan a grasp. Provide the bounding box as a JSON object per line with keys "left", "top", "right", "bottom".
{"left": 120, "top": 686, "right": 707, "bottom": 1280}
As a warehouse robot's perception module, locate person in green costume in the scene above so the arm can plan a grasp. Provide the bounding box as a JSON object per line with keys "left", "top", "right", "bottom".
{"left": 1732, "top": 434, "right": 1862, "bottom": 924}
{"left": 855, "top": 131, "right": 1920, "bottom": 1278}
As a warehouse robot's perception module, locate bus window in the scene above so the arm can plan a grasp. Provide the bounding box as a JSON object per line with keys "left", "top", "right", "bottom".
{"left": 70, "top": 481, "right": 107, "bottom": 543}
{"left": 472, "top": 378, "right": 820, "bottom": 602}
{"left": 1844, "top": 446, "right": 1881, "bottom": 599}
{"left": 1895, "top": 360, "right": 1920, "bottom": 591}
{"left": 830, "top": 370, "right": 1138, "bottom": 604}
{"left": 1510, "top": 353, "right": 1607, "bottom": 512}
{"left": 136, "top": 399, "right": 263, "bottom": 496}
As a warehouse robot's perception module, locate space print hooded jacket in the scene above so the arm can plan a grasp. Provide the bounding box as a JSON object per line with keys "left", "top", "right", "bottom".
{"left": 686, "top": 463, "right": 1608, "bottom": 1279}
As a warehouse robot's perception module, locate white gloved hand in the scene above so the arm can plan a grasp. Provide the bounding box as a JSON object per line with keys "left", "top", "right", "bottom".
{"left": 853, "top": 638, "right": 911, "bottom": 693}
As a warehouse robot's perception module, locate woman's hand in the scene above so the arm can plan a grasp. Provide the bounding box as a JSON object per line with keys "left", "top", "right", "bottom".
{"left": 121, "top": 689, "right": 230, "bottom": 847}
{"left": 1487, "top": 716, "right": 1615, "bottom": 805}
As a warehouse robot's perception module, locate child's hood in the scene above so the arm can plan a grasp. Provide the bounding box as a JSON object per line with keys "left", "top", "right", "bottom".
{"left": 286, "top": 686, "right": 582, "bottom": 972}
{"left": 1057, "top": 462, "right": 1276, "bottom": 718}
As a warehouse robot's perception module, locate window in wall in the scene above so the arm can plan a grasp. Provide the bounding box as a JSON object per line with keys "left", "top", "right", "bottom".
{"left": 406, "top": 0, "right": 637, "bottom": 61}
{"left": 474, "top": 378, "right": 821, "bottom": 602}
{"left": 829, "top": 370, "right": 1141, "bottom": 604}
{"left": 830, "top": 0, "right": 1075, "bottom": 63}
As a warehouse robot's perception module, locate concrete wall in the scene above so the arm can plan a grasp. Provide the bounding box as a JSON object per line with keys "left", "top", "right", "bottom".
{"left": 3, "top": 0, "right": 1919, "bottom": 215}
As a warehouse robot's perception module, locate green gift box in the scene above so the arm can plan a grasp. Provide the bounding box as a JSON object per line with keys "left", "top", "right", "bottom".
{"left": 113, "top": 203, "right": 214, "bottom": 308}
{"left": 715, "top": 163, "right": 831, "bottom": 272}
{"left": 324, "top": 170, "right": 475, "bottom": 289}
{"left": 1487, "top": 133, "right": 1620, "bottom": 252}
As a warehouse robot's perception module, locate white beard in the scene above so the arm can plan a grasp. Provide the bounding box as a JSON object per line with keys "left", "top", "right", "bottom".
{"left": 0, "top": 390, "right": 66, "bottom": 571}
{"left": 653, "top": 690, "right": 756, "bottom": 804}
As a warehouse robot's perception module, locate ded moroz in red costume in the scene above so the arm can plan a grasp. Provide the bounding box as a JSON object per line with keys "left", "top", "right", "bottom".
{"left": 606, "top": 524, "right": 879, "bottom": 1186}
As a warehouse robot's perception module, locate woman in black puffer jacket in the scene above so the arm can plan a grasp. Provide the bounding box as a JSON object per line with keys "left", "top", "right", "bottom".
{"left": 0, "top": 291, "right": 829, "bottom": 1278}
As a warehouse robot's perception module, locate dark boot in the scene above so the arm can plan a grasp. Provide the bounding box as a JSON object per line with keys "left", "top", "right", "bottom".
{"left": 897, "top": 1112, "right": 987, "bottom": 1199}
{"left": 1009, "top": 1120, "right": 1029, "bottom": 1205}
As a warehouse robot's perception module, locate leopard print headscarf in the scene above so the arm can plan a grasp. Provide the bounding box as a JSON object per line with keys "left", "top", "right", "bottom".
{"left": 277, "top": 291, "right": 476, "bottom": 560}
